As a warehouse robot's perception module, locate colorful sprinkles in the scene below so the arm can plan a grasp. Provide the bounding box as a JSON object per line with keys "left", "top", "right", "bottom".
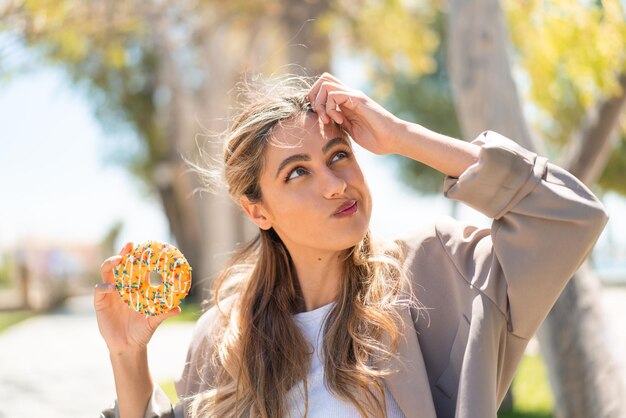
{"left": 113, "top": 240, "right": 192, "bottom": 317}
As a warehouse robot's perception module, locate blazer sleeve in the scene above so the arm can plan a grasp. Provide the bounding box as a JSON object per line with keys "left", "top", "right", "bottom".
{"left": 98, "top": 385, "right": 175, "bottom": 418}
{"left": 98, "top": 303, "right": 225, "bottom": 418}
{"left": 438, "top": 130, "right": 608, "bottom": 340}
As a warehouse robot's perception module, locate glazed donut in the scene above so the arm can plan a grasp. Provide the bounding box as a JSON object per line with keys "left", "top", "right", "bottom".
{"left": 113, "top": 241, "right": 192, "bottom": 316}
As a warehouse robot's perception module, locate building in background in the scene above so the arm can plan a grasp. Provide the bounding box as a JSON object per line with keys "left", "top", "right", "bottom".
{"left": 0, "top": 239, "right": 101, "bottom": 311}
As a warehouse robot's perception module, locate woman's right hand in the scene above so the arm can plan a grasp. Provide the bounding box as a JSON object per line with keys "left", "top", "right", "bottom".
{"left": 94, "top": 242, "right": 180, "bottom": 355}
{"left": 308, "top": 72, "right": 406, "bottom": 156}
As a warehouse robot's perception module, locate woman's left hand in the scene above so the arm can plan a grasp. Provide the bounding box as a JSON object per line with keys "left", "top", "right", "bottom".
{"left": 308, "top": 72, "right": 404, "bottom": 155}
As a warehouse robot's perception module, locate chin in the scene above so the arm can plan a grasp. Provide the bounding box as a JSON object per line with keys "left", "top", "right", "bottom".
{"left": 335, "top": 225, "right": 370, "bottom": 251}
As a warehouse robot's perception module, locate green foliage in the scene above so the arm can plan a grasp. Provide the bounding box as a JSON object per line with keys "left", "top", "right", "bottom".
{"left": 1, "top": 1, "right": 162, "bottom": 191}
{"left": 380, "top": 69, "right": 459, "bottom": 194}
{"left": 3, "top": 0, "right": 625, "bottom": 200}
{"left": 3, "top": 0, "right": 144, "bottom": 74}
{"left": 159, "top": 378, "right": 179, "bottom": 404}
{"left": 503, "top": 0, "right": 626, "bottom": 192}
{"left": 320, "top": 0, "right": 440, "bottom": 79}
{"left": 343, "top": 0, "right": 626, "bottom": 196}
{"left": 499, "top": 411, "right": 553, "bottom": 418}
{"left": 83, "top": 48, "right": 164, "bottom": 186}
{"left": 511, "top": 355, "right": 554, "bottom": 414}
{"left": 0, "top": 254, "right": 15, "bottom": 288}
{"left": 505, "top": 0, "right": 626, "bottom": 115}
{"left": 505, "top": 0, "right": 623, "bottom": 138}
{"left": 499, "top": 355, "right": 554, "bottom": 418}
{"left": 356, "top": 10, "right": 460, "bottom": 194}
{"left": 164, "top": 299, "right": 203, "bottom": 324}
{"left": 100, "top": 219, "right": 125, "bottom": 259}
{"left": 598, "top": 133, "right": 626, "bottom": 195}
{"left": 0, "top": 310, "right": 36, "bottom": 333}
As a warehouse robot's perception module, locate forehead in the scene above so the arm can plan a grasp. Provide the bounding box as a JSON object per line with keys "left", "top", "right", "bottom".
{"left": 269, "top": 112, "right": 345, "bottom": 150}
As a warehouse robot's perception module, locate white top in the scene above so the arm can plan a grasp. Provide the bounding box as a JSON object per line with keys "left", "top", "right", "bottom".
{"left": 285, "top": 302, "right": 405, "bottom": 418}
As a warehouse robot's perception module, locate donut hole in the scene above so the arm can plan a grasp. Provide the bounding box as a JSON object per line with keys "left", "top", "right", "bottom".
{"left": 149, "top": 270, "right": 163, "bottom": 287}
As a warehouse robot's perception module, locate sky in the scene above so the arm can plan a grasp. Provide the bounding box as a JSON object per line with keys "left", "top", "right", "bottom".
{"left": 0, "top": 67, "right": 170, "bottom": 250}
{"left": 1, "top": 59, "right": 624, "bottom": 260}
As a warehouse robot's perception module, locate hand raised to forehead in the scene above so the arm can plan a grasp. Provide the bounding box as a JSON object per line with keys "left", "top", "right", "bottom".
{"left": 307, "top": 72, "right": 403, "bottom": 156}
{"left": 308, "top": 73, "right": 360, "bottom": 125}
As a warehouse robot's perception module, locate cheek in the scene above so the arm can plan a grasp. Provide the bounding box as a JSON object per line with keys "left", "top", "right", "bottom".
{"left": 273, "top": 192, "right": 325, "bottom": 225}
{"left": 266, "top": 192, "right": 330, "bottom": 242}
{"left": 260, "top": 179, "right": 308, "bottom": 219}
{"left": 350, "top": 166, "right": 372, "bottom": 205}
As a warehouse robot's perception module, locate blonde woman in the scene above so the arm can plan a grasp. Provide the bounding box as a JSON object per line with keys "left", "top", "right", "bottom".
{"left": 97, "top": 73, "right": 608, "bottom": 418}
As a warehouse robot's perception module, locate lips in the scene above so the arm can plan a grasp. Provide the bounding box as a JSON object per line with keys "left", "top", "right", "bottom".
{"left": 333, "top": 199, "right": 357, "bottom": 215}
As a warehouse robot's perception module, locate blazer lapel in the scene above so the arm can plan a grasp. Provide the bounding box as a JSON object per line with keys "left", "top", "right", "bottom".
{"left": 381, "top": 307, "right": 437, "bottom": 418}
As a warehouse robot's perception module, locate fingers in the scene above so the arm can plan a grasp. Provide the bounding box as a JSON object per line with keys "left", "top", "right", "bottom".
{"left": 311, "top": 80, "right": 331, "bottom": 123}
{"left": 93, "top": 282, "right": 116, "bottom": 306}
{"left": 95, "top": 283, "right": 115, "bottom": 293}
{"left": 164, "top": 306, "right": 181, "bottom": 319}
{"left": 325, "top": 91, "right": 343, "bottom": 125}
{"left": 308, "top": 72, "right": 342, "bottom": 105}
{"left": 95, "top": 255, "right": 123, "bottom": 307}
{"left": 148, "top": 307, "right": 181, "bottom": 329}
{"left": 326, "top": 91, "right": 360, "bottom": 125}
{"left": 309, "top": 73, "right": 362, "bottom": 126}
{"left": 99, "top": 242, "right": 134, "bottom": 284}
{"left": 119, "top": 241, "right": 134, "bottom": 256}
{"left": 309, "top": 73, "right": 346, "bottom": 124}
{"left": 328, "top": 90, "right": 358, "bottom": 111}
{"left": 100, "top": 255, "right": 122, "bottom": 284}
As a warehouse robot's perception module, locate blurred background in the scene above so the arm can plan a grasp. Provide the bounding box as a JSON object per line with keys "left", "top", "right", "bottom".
{"left": 1, "top": 1, "right": 625, "bottom": 417}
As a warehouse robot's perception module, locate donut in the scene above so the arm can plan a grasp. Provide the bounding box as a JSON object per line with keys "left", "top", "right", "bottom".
{"left": 113, "top": 241, "right": 192, "bottom": 316}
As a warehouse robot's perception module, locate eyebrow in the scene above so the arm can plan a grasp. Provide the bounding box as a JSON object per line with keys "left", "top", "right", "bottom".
{"left": 274, "top": 137, "right": 351, "bottom": 179}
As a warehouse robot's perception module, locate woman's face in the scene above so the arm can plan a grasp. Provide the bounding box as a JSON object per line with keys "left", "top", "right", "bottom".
{"left": 243, "top": 112, "right": 372, "bottom": 254}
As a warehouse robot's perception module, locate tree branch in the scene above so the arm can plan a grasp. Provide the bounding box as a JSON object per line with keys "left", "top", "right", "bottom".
{"left": 446, "top": 0, "right": 544, "bottom": 153}
{"left": 560, "top": 74, "right": 626, "bottom": 185}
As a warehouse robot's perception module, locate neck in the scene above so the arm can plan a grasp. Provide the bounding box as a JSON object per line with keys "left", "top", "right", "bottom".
{"left": 287, "top": 246, "right": 345, "bottom": 313}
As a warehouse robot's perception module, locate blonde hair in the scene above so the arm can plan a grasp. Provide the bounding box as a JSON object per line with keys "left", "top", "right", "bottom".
{"left": 187, "top": 74, "right": 416, "bottom": 417}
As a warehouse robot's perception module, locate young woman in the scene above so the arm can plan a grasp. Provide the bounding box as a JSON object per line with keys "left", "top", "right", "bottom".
{"left": 97, "top": 72, "right": 608, "bottom": 418}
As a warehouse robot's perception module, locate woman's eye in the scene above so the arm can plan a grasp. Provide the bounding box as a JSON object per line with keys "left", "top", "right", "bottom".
{"left": 285, "top": 151, "right": 350, "bottom": 183}
{"left": 285, "top": 167, "right": 308, "bottom": 182}
{"left": 331, "top": 151, "right": 350, "bottom": 162}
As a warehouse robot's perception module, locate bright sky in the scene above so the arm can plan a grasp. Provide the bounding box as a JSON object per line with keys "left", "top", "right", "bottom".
{"left": 0, "top": 67, "right": 171, "bottom": 250}
{"left": 1, "top": 60, "right": 624, "bottom": 257}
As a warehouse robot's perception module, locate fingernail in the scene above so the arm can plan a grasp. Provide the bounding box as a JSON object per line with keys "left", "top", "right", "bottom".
{"left": 95, "top": 283, "right": 115, "bottom": 291}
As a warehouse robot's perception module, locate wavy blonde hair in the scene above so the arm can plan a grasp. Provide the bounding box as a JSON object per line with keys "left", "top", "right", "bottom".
{"left": 187, "top": 74, "right": 416, "bottom": 418}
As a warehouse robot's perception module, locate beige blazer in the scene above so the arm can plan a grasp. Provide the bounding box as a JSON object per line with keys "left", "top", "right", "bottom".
{"left": 100, "top": 131, "right": 608, "bottom": 418}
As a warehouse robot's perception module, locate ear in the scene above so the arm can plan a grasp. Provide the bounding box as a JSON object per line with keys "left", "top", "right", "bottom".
{"left": 239, "top": 195, "right": 272, "bottom": 230}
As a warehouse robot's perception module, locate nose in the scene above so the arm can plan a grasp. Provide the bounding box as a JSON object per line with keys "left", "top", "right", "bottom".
{"left": 321, "top": 166, "right": 347, "bottom": 199}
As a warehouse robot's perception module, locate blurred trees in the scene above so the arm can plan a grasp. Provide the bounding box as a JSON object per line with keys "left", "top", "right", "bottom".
{"left": 445, "top": 2, "right": 626, "bottom": 417}
{"left": 324, "top": 0, "right": 626, "bottom": 198}
{"left": 0, "top": 0, "right": 331, "bottom": 300}
{"left": 2, "top": 0, "right": 626, "bottom": 416}
{"left": 326, "top": 1, "right": 626, "bottom": 416}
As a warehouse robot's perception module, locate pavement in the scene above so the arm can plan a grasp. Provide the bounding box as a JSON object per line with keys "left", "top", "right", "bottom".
{"left": 0, "top": 287, "right": 625, "bottom": 418}
{"left": 0, "top": 294, "right": 194, "bottom": 418}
